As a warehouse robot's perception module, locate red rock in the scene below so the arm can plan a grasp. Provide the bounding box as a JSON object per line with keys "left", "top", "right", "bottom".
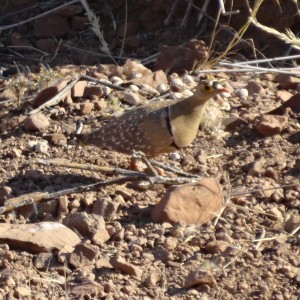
{"left": 256, "top": 114, "right": 288, "bottom": 136}
{"left": 155, "top": 39, "right": 208, "bottom": 73}
{"left": 247, "top": 158, "right": 266, "bottom": 177}
{"left": 72, "top": 16, "right": 89, "bottom": 30}
{"left": 152, "top": 70, "right": 168, "bottom": 88}
{"left": 34, "top": 14, "right": 70, "bottom": 38}
{"left": 276, "top": 90, "right": 293, "bottom": 102}
{"left": 24, "top": 113, "right": 50, "bottom": 131}
{"left": 276, "top": 74, "right": 300, "bottom": 90}
{"left": 70, "top": 281, "right": 102, "bottom": 297}
{"left": 0, "top": 222, "right": 80, "bottom": 253}
{"left": 69, "top": 243, "right": 99, "bottom": 268}
{"left": 268, "top": 94, "right": 300, "bottom": 115}
{"left": 110, "top": 255, "right": 143, "bottom": 279}
{"left": 205, "top": 241, "right": 231, "bottom": 254}
{"left": 33, "top": 81, "right": 68, "bottom": 108}
{"left": 246, "top": 80, "right": 265, "bottom": 96}
{"left": 94, "top": 99, "right": 108, "bottom": 111}
{"left": 83, "top": 86, "right": 103, "bottom": 98}
{"left": 50, "top": 133, "right": 67, "bottom": 145}
{"left": 72, "top": 81, "right": 88, "bottom": 97}
{"left": 152, "top": 178, "right": 224, "bottom": 225}
{"left": 285, "top": 215, "right": 300, "bottom": 233}
{"left": 80, "top": 101, "right": 94, "bottom": 114}
{"left": 123, "top": 59, "right": 152, "bottom": 78}
{"left": 63, "top": 212, "right": 110, "bottom": 245}
{"left": 185, "top": 270, "right": 216, "bottom": 288}
{"left": 92, "top": 197, "right": 119, "bottom": 221}
{"left": 90, "top": 70, "right": 109, "bottom": 81}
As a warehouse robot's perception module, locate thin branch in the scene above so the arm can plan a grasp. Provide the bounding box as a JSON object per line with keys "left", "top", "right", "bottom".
{"left": 27, "top": 77, "right": 80, "bottom": 115}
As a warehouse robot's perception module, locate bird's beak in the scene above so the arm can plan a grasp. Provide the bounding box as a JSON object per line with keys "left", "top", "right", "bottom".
{"left": 215, "top": 83, "right": 230, "bottom": 93}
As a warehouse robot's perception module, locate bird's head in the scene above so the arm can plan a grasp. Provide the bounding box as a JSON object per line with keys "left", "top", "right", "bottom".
{"left": 195, "top": 80, "right": 229, "bottom": 99}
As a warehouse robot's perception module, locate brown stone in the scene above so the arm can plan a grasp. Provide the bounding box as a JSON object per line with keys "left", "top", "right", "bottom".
{"left": 256, "top": 114, "right": 288, "bottom": 136}
{"left": 72, "top": 80, "right": 88, "bottom": 97}
{"left": 24, "top": 113, "right": 50, "bottom": 131}
{"left": 80, "top": 101, "right": 94, "bottom": 114}
{"left": 50, "top": 133, "right": 67, "bottom": 146}
{"left": 155, "top": 39, "right": 208, "bottom": 73}
{"left": 110, "top": 255, "right": 143, "bottom": 279}
{"left": 33, "top": 81, "right": 68, "bottom": 108}
{"left": 246, "top": 80, "right": 265, "bottom": 96}
{"left": 268, "top": 94, "right": 300, "bottom": 115}
{"left": 152, "top": 178, "right": 224, "bottom": 225}
{"left": 285, "top": 215, "right": 300, "bottom": 233}
{"left": 69, "top": 243, "right": 99, "bottom": 268}
{"left": 0, "top": 222, "right": 80, "bottom": 253}
{"left": 276, "top": 90, "right": 293, "bottom": 102}
{"left": 205, "top": 241, "right": 231, "bottom": 254}
{"left": 83, "top": 86, "right": 103, "bottom": 98}
{"left": 276, "top": 74, "right": 300, "bottom": 90}
{"left": 63, "top": 212, "right": 110, "bottom": 245}
{"left": 34, "top": 14, "right": 70, "bottom": 38}
{"left": 185, "top": 270, "right": 216, "bottom": 288}
{"left": 72, "top": 16, "right": 89, "bottom": 30}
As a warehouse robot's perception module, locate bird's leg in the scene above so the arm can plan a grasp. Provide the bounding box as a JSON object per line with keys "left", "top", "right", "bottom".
{"left": 131, "top": 150, "right": 159, "bottom": 176}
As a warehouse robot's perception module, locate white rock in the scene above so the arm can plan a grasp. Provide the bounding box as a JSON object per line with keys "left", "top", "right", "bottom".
{"left": 25, "top": 141, "right": 38, "bottom": 150}
{"left": 102, "top": 86, "right": 111, "bottom": 96}
{"left": 129, "top": 85, "right": 139, "bottom": 92}
{"left": 182, "top": 74, "right": 195, "bottom": 85}
{"left": 35, "top": 141, "right": 48, "bottom": 154}
{"left": 110, "top": 76, "right": 123, "bottom": 85}
{"left": 124, "top": 92, "right": 142, "bottom": 105}
{"left": 131, "top": 72, "right": 143, "bottom": 79}
{"left": 140, "top": 84, "right": 159, "bottom": 95}
{"left": 170, "top": 78, "right": 184, "bottom": 91}
{"left": 235, "top": 88, "right": 249, "bottom": 99}
{"left": 169, "top": 152, "right": 181, "bottom": 161}
{"left": 157, "top": 83, "right": 169, "bottom": 94}
{"left": 219, "top": 101, "right": 231, "bottom": 111}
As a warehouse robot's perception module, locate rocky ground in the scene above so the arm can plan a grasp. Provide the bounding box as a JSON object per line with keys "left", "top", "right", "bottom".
{"left": 0, "top": 1, "right": 299, "bottom": 300}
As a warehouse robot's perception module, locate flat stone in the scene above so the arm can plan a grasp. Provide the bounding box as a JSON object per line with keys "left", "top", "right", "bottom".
{"left": 0, "top": 222, "right": 80, "bottom": 253}
{"left": 110, "top": 255, "right": 143, "bottom": 279}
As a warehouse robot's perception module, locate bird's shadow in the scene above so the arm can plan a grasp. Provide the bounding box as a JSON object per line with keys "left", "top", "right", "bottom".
{"left": 4, "top": 170, "right": 158, "bottom": 225}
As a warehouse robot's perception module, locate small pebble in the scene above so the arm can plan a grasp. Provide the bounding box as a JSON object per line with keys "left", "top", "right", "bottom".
{"left": 235, "top": 88, "right": 249, "bottom": 99}
{"left": 169, "top": 152, "right": 181, "bottom": 161}
{"left": 35, "top": 141, "right": 48, "bottom": 154}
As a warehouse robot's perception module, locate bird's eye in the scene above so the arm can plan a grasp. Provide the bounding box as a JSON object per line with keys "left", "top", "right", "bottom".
{"left": 204, "top": 85, "right": 211, "bottom": 91}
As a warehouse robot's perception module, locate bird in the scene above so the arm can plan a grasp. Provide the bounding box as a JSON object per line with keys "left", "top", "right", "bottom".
{"left": 78, "top": 79, "right": 229, "bottom": 157}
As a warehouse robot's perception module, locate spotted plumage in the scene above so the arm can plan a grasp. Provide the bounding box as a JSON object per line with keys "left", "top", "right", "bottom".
{"left": 79, "top": 80, "right": 229, "bottom": 156}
